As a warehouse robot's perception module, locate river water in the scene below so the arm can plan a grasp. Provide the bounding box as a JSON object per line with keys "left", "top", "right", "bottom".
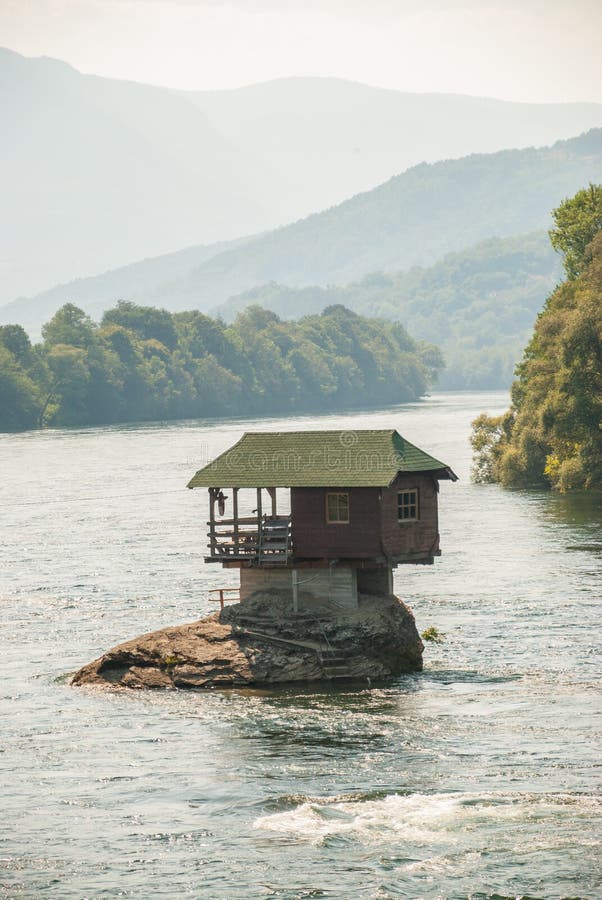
{"left": 0, "top": 391, "right": 600, "bottom": 899}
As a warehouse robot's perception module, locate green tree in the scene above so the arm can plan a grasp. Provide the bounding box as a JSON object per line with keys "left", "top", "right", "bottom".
{"left": 42, "top": 303, "right": 96, "bottom": 348}
{"left": 472, "top": 188, "right": 602, "bottom": 491}
{"left": 0, "top": 325, "right": 35, "bottom": 367}
{"left": 549, "top": 183, "right": 602, "bottom": 280}
{"left": 44, "top": 344, "right": 91, "bottom": 425}
{"left": 102, "top": 301, "right": 178, "bottom": 350}
{"left": 173, "top": 310, "right": 231, "bottom": 360}
{"left": 0, "top": 345, "right": 41, "bottom": 431}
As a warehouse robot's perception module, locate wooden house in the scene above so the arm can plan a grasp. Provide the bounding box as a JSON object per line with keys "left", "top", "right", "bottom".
{"left": 187, "top": 430, "right": 457, "bottom": 611}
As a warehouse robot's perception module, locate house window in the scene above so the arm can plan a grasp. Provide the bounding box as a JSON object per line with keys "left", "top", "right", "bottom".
{"left": 326, "top": 492, "right": 349, "bottom": 523}
{"left": 398, "top": 489, "right": 419, "bottom": 522}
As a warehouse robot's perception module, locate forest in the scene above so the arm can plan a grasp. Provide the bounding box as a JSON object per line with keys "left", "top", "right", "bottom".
{"left": 219, "top": 232, "right": 560, "bottom": 389}
{"left": 0, "top": 303, "right": 442, "bottom": 432}
{"left": 472, "top": 184, "right": 602, "bottom": 491}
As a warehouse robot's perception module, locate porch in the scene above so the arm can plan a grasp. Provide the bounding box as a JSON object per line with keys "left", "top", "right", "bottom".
{"left": 205, "top": 486, "right": 292, "bottom": 565}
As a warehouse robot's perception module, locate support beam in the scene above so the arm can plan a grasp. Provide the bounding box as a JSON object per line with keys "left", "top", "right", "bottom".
{"left": 256, "top": 487, "right": 262, "bottom": 519}
{"left": 233, "top": 487, "right": 239, "bottom": 555}
{"left": 267, "top": 486, "right": 277, "bottom": 517}
{"left": 208, "top": 488, "right": 217, "bottom": 555}
{"left": 256, "top": 487, "right": 263, "bottom": 559}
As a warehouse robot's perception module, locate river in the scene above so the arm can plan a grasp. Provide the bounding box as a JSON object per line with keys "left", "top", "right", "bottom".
{"left": 0, "top": 391, "right": 600, "bottom": 899}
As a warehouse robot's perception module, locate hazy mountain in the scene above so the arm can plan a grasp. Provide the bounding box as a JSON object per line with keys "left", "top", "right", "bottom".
{"left": 0, "top": 48, "right": 270, "bottom": 304}
{"left": 136, "top": 130, "right": 602, "bottom": 312}
{"left": 3, "top": 45, "right": 602, "bottom": 304}
{"left": 3, "top": 130, "right": 600, "bottom": 337}
{"left": 188, "top": 77, "right": 602, "bottom": 223}
{"left": 215, "top": 232, "right": 562, "bottom": 389}
{"left": 0, "top": 236, "right": 250, "bottom": 339}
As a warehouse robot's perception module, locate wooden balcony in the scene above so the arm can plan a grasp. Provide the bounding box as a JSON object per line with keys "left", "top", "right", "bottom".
{"left": 206, "top": 515, "right": 292, "bottom": 565}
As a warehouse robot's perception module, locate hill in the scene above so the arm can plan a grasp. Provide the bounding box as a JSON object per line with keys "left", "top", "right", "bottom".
{"left": 215, "top": 232, "right": 562, "bottom": 389}
{"left": 127, "top": 129, "right": 602, "bottom": 312}
{"left": 187, "top": 77, "right": 602, "bottom": 227}
{"left": 0, "top": 48, "right": 270, "bottom": 304}
{"left": 3, "top": 45, "right": 602, "bottom": 303}
{"left": 5, "top": 130, "right": 601, "bottom": 339}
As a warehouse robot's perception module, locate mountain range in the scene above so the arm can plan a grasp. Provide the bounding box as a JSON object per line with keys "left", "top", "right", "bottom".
{"left": 2, "top": 45, "right": 602, "bottom": 304}
{"left": 4, "top": 128, "right": 600, "bottom": 342}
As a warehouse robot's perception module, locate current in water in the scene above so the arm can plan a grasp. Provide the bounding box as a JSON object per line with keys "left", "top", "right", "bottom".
{"left": 0, "top": 391, "right": 600, "bottom": 899}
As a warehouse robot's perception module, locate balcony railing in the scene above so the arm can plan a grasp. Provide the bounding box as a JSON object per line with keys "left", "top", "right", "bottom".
{"left": 206, "top": 515, "right": 292, "bottom": 565}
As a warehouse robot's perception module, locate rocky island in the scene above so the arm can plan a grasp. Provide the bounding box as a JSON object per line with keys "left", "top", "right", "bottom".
{"left": 72, "top": 428, "right": 456, "bottom": 691}
{"left": 71, "top": 591, "right": 423, "bottom": 690}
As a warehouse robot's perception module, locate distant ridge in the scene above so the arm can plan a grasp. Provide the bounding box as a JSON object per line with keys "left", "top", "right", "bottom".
{"left": 2, "top": 45, "right": 602, "bottom": 303}
{"left": 213, "top": 231, "right": 561, "bottom": 389}
{"left": 120, "top": 129, "right": 602, "bottom": 312}
{"left": 0, "top": 236, "right": 251, "bottom": 339}
{"left": 2, "top": 130, "right": 601, "bottom": 338}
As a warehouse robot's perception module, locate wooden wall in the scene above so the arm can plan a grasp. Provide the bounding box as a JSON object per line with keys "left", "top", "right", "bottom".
{"left": 380, "top": 473, "right": 439, "bottom": 560}
{"left": 290, "top": 474, "right": 440, "bottom": 563}
{"left": 291, "top": 487, "right": 382, "bottom": 558}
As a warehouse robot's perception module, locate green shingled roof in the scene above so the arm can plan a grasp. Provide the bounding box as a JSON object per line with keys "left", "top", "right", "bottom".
{"left": 187, "top": 430, "right": 457, "bottom": 488}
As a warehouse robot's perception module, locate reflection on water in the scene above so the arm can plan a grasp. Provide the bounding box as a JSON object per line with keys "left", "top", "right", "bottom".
{"left": 543, "top": 487, "right": 602, "bottom": 523}
{"left": 0, "top": 391, "right": 600, "bottom": 899}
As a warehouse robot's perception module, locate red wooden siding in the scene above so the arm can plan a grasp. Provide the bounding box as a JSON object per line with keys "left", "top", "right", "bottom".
{"left": 291, "top": 487, "right": 382, "bottom": 558}
{"left": 380, "top": 474, "right": 439, "bottom": 559}
{"left": 290, "top": 474, "right": 439, "bottom": 562}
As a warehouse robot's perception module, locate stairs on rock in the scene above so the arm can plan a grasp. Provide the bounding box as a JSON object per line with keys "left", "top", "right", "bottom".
{"left": 319, "top": 647, "right": 352, "bottom": 680}
{"left": 231, "top": 623, "right": 352, "bottom": 680}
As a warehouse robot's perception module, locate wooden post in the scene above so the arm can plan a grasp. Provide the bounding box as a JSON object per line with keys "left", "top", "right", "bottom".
{"left": 209, "top": 488, "right": 217, "bottom": 556}
{"left": 292, "top": 569, "right": 299, "bottom": 613}
{"left": 233, "top": 487, "right": 239, "bottom": 556}
{"left": 256, "top": 487, "right": 262, "bottom": 561}
{"left": 256, "top": 487, "right": 262, "bottom": 519}
{"left": 267, "top": 486, "right": 277, "bottom": 517}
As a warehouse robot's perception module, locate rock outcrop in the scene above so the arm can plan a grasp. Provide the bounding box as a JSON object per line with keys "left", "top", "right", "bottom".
{"left": 71, "top": 591, "right": 423, "bottom": 690}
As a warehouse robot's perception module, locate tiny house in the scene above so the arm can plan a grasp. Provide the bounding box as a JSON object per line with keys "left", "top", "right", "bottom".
{"left": 188, "top": 430, "right": 457, "bottom": 610}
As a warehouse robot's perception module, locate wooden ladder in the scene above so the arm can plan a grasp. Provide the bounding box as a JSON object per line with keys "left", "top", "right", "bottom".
{"left": 258, "top": 516, "right": 291, "bottom": 565}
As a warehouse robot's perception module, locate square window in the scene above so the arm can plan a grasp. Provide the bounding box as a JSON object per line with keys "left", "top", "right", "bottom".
{"left": 397, "top": 489, "right": 418, "bottom": 521}
{"left": 326, "top": 492, "right": 349, "bottom": 523}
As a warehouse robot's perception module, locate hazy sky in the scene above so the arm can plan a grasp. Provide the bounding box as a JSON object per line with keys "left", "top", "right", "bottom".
{"left": 2, "top": 0, "right": 602, "bottom": 102}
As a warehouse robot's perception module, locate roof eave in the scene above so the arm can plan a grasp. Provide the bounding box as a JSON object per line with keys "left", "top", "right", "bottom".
{"left": 188, "top": 468, "right": 459, "bottom": 490}
{"left": 441, "top": 466, "right": 459, "bottom": 482}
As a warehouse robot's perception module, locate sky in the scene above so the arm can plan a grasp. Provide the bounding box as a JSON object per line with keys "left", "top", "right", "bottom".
{"left": 1, "top": 0, "right": 602, "bottom": 103}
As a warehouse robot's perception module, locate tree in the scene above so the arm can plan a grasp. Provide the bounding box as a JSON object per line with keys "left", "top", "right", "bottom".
{"left": 102, "top": 301, "right": 178, "bottom": 350}
{"left": 173, "top": 311, "right": 231, "bottom": 360}
{"left": 42, "top": 303, "right": 96, "bottom": 348}
{"left": 0, "top": 345, "right": 41, "bottom": 431}
{"left": 0, "top": 325, "right": 35, "bottom": 367}
{"left": 549, "top": 183, "right": 602, "bottom": 280}
{"left": 44, "top": 344, "right": 91, "bottom": 425}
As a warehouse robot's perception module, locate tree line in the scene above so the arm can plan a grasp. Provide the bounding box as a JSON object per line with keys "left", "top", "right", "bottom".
{"left": 471, "top": 184, "right": 602, "bottom": 491}
{"left": 0, "top": 303, "right": 443, "bottom": 432}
